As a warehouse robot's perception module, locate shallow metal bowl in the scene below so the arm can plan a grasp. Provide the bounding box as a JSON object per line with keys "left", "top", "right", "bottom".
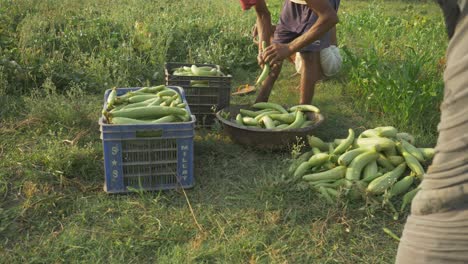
{"left": 215, "top": 105, "right": 325, "bottom": 150}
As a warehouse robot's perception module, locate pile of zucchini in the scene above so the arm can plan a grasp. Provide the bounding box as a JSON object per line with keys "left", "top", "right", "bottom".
{"left": 287, "top": 126, "right": 434, "bottom": 216}
{"left": 102, "top": 85, "right": 191, "bottom": 124}
{"left": 233, "top": 102, "right": 320, "bottom": 130}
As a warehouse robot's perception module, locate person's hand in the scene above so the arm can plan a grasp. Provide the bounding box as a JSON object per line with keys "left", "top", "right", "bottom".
{"left": 257, "top": 51, "right": 265, "bottom": 67}
{"left": 263, "top": 43, "right": 293, "bottom": 65}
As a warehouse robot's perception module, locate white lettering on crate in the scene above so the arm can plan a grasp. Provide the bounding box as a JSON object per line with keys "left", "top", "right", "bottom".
{"left": 112, "top": 145, "right": 119, "bottom": 155}
{"left": 180, "top": 144, "right": 189, "bottom": 180}
{"left": 111, "top": 144, "right": 119, "bottom": 183}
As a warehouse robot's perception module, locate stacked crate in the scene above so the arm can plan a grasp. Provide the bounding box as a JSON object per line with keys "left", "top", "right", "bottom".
{"left": 165, "top": 63, "right": 232, "bottom": 128}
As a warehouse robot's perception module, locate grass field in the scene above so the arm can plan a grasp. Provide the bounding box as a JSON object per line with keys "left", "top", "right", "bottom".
{"left": 0, "top": 0, "right": 446, "bottom": 263}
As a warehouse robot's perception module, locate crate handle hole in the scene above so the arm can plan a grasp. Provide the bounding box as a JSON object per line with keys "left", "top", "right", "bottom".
{"left": 136, "top": 130, "right": 163, "bottom": 138}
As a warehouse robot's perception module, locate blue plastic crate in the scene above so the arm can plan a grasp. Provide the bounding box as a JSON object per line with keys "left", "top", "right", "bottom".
{"left": 99, "top": 86, "right": 196, "bottom": 193}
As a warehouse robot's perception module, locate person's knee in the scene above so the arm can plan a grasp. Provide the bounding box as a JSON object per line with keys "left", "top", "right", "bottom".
{"left": 300, "top": 52, "right": 320, "bottom": 67}
{"left": 300, "top": 52, "right": 322, "bottom": 77}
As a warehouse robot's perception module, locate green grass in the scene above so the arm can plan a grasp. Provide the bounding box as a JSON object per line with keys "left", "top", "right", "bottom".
{"left": 0, "top": 0, "right": 445, "bottom": 262}
{"left": 338, "top": 2, "right": 445, "bottom": 145}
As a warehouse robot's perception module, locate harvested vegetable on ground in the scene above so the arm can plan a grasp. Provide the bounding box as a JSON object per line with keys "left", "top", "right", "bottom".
{"left": 284, "top": 126, "right": 434, "bottom": 215}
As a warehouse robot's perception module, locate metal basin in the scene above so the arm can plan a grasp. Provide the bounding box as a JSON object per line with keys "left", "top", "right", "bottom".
{"left": 215, "top": 105, "right": 324, "bottom": 150}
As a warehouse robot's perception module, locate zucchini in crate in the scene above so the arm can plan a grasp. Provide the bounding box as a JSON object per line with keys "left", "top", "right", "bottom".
{"left": 108, "top": 106, "right": 187, "bottom": 119}
{"left": 99, "top": 87, "right": 195, "bottom": 193}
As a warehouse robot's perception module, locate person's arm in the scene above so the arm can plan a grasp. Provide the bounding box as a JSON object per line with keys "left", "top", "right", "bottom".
{"left": 253, "top": 0, "right": 272, "bottom": 52}
{"left": 288, "top": 0, "right": 338, "bottom": 52}
{"left": 263, "top": 0, "right": 338, "bottom": 64}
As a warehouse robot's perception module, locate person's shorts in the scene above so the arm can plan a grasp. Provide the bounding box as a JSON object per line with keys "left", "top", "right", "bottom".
{"left": 273, "top": 0, "right": 340, "bottom": 53}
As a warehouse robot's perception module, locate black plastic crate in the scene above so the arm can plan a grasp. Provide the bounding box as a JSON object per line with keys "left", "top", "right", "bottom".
{"left": 165, "top": 62, "right": 232, "bottom": 128}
